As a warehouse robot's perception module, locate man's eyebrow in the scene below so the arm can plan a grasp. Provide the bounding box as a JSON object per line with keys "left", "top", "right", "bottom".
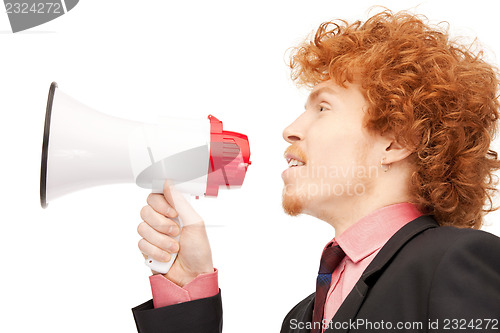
{"left": 304, "top": 86, "right": 337, "bottom": 109}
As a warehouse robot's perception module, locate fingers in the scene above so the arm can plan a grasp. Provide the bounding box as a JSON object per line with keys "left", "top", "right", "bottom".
{"left": 138, "top": 238, "right": 172, "bottom": 263}
{"left": 162, "top": 180, "right": 203, "bottom": 226}
{"left": 162, "top": 180, "right": 177, "bottom": 210}
{"left": 140, "top": 205, "right": 180, "bottom": 236}
{"left": 137, "top": 222, "right": 179, "bottom": 262}
{"left": 138, "top": 195, "right": 182, "bottom": 264}
{"left": 138, "top": 204, "right": 180, "bottom": 263}
{"left": 137, "top": 221, "right": 179, "bottom": 251}
{"left": 146, "top": 193, "right": 178, "bottom": 218}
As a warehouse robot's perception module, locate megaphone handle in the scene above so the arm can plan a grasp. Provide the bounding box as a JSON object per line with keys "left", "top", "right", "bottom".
{"left": 145, "top": 215, "right": 183, "bottom": 274}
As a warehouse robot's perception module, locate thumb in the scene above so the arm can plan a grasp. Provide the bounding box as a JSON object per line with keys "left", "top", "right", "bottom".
{"left": 162, "top": 180, "right": 203, "bottom": 226}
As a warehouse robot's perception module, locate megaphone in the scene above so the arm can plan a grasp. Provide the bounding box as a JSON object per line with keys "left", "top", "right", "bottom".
{"left": 40, "top": 82, "right": 251, "bottom": 273}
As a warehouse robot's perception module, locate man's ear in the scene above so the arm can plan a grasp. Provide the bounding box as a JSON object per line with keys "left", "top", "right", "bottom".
{"left": 383, "top": 138, "right": 413, "bottom": 164}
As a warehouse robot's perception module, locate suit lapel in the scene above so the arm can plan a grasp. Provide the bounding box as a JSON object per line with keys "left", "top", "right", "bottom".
{"left": 323, "top": 215, "right": 439, "bottom": 333}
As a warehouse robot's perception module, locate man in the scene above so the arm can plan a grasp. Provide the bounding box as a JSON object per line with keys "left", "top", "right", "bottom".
{"left": 132, "top": 10, "right": 500, "bottom": 333}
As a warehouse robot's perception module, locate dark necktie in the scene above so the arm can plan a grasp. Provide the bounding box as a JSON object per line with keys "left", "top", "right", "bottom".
{"left": 311, "top": 243, "right": 346, "bottom": 333}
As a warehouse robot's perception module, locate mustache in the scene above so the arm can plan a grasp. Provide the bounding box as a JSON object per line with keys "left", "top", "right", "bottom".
{"left": 284, "top": 145, "right": 307, "bottom": 163}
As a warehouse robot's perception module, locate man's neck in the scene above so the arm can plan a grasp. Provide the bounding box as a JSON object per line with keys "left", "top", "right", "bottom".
{"left": 316, "top": 184, "right": 413, "bottom": 237}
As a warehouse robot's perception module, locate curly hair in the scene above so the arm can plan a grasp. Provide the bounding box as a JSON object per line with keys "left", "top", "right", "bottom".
{"left": 289, "top": 9, "right": 500, "bottom": 229}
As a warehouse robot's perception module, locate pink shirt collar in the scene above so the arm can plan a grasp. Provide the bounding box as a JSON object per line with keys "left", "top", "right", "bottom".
{"left": 335, "top": 202, "right": 423, "bottom": 263}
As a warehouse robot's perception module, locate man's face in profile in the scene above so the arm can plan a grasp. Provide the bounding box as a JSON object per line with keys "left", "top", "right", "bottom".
{"left": 281, "top": 80, "right": 384, "bottom": 221}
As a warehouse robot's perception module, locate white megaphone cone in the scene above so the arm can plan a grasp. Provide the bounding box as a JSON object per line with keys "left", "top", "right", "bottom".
{"left": 40, "top": 82, "right": 251, "bottom": 273}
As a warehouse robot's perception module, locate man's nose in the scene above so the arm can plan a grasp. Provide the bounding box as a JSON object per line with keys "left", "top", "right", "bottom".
{"left": 283, "top": 117, "right": 305, "bottom": 143}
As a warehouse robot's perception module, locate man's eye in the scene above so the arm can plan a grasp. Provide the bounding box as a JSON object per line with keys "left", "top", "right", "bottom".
{"left": 319, "top": 106, "right": 326, "bottom": 112}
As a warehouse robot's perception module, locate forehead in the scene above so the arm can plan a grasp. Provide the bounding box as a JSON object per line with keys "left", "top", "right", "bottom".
{"left": 308, "top": 86, "right": 337, "bottom": 100}
{"left": 305, "top": 82, "right": 339, "bottom": 107}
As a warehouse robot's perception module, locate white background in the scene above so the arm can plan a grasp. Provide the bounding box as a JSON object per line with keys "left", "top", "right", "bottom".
{"left": 1, "top": 1, "right": 499, "bottom": 332}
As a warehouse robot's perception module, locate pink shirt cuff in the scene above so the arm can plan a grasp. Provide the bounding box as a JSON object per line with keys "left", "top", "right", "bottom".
{"left": 149, "top": 269, "right": 219, "bottom": 308}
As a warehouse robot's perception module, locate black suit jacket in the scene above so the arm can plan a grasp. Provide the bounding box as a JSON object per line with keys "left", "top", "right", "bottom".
{"left": 132, "top": 215, "right": 500, "bottom": 332}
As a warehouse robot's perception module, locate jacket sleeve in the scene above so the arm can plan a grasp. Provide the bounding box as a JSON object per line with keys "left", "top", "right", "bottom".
{"left": 132, "top": 290, "right": 223, "bottom": 333}
{"left": 149, "top": 269, "right": 219, "bottom": 308}
{"left": 428, "top": 230, "right": 500, "bottom": 331}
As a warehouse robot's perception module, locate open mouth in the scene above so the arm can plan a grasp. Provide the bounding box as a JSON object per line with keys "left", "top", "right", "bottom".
{"left": 285, "top": 154, "right": 306, "bottom": 168}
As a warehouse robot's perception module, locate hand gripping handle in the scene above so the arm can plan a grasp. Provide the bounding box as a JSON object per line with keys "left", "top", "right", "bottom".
{"left": 144, "top": 183, "right": 185, "bottom": 274}
{"left": 144, "top": 215, "right": 183, "bottom": 274}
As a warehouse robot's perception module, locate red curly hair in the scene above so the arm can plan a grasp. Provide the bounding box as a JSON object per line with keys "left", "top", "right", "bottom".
{"left": 289, "top": 9, "right": 500, "bottom": 229}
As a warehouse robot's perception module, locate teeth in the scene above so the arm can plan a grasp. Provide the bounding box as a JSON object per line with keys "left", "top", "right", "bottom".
{"left": 288, "top": 159, "right": 305, "bottom": 167}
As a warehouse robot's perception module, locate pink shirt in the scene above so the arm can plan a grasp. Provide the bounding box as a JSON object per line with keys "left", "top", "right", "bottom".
{"left": 149, "top": 269, "right": 219, "bottom": 308}
{"left": 323, "top": 202, "right": 423, "bottom": 329}
{"left": 149, "top": 202, "right": 422, "bottom": 316}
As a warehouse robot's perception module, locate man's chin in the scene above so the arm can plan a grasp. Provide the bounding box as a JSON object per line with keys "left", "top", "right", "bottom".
{"left": 282, "top": 191, "right": 304, "bottom": 216}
